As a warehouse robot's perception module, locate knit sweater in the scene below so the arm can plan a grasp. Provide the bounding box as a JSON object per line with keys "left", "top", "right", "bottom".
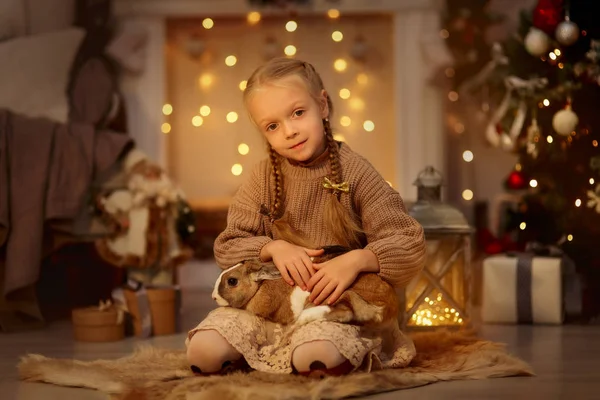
{"left": 213, "top": 143, "right": 426, "bottom": 288}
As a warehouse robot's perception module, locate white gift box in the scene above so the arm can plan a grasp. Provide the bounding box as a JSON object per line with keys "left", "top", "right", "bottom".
{"left": 482, "top": 254, "right": 564, "bottom": 324}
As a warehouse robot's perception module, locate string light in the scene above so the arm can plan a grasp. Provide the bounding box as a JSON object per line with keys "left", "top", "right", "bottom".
{"left": 161, "top": 123, "right": 171, "bottom": 134}
{"left": 247, "top": 11, "right": 261, "bottom": 25}
{"left": 448, "top": 91, "right": 459, "bottom": 101}
{"left": 332, "top": 31, "right": 343, "bottom": 42}
{"left": 515, "top": 163, "right": 522, "bottom": 171}
{"left": 575, "top": 199, "right": 582, "bottom": 207}
{"left": 226, "top": 112, "right": 238, "bottom": 123}
{"left": 238, "top": 143, "right": 250, "bottom": 155}
{"left": 593, "top": 140, "right": 598, "bottom": 147}
{"left": 239, "top": 80, "right": 247, "bottom": 91}
{"left": 462, "top": 150, "right": 474, "bottom": 162}
{"left": 340, "top": 116, "right": 351, "bottom": 127}
{"left": 162, "top": 104, "right": 173, "bottom": 115}
{"left": 284, "top": 45, "right": 297, "bottom": 56}
{"left": 520, "top": 222, "right": 527, "bottom": 230}
{"left": 543, "top": 99, "right": 550, "bottom": 106}
{"left": 199, "top": 105, "right": 211, "bottom": 116}
{"left": 199, "top": 73, "right": 214, "bottom": 89}
{"left": 192, "top": 116, "right": 204, "bottom": 127}
{"left": 547, "top": 136, "right": 554, "bottom": 143}
{"left": 231, "top": 164, "right": 243, "bottom": 176}
{"left": 356, "top": 73, "right": 368, "bottom": 85}
{"left": 285, "top": 21, "right": 298, "bottom": 32}
{"left": 225, "top": 55, "right": 237, "bottom": 66}
{"left": 530, "top": 179, "right": 538, "bottom": 188}
{"left": 363, "top": 120, "right": 375, "bottom": 132}
{"left": 462, "top": 189, "right": 474, "bottom": 201}
{"left": 202, "top": 18, "right": 214, "bottom": 29}
{"left": 349, "top": 98, "right": 365, "bottom": 111}
{"left": 409, "top": 293, "right": 464, "bottom": 326}
{"left": 554, "top": 48, "right": 562, "bottom": 56}
{"left": 334, "top": 59, "right": 347, "bottom": 72}
{"left": 339, "top": 88, "right": 351, "bottom": 99}
{"left": 333, "top": 133, "right": 346, "bottom": 142}
{"left": 327, "top": 9, "right": 340, "bottom": 19}
{"left": 591, "top": 178, "right": 596, "bottom": 185}
{"left": 549, "top": 52, "right": 557, "bottom": 60}
{"left": 567, "top": 234, "right": 574, "bottom": 242}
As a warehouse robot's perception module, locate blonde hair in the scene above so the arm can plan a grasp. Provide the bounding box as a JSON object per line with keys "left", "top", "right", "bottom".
{"left": 244, "top": 57, "right": 363, "bottom": 248}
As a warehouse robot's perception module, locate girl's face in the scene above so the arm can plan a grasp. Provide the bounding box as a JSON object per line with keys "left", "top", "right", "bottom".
{"left": 247, "top": 76, "right": 329, "bottom": 163}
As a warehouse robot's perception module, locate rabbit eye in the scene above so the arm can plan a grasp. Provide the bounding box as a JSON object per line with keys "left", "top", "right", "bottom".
{"left": 227, "top": 278, "right": 238, "bottom": 287}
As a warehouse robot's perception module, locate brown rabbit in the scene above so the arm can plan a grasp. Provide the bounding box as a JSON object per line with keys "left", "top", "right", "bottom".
{"left": 211, "top": 246, "right": 399, "bottom": 327}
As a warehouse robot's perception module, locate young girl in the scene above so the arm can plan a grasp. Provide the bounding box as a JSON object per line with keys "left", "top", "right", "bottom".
{"left": 186, "top": 57, "right": 426, "bottom": 377}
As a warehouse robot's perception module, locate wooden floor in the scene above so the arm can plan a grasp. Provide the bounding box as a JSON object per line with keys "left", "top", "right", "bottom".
{"left": 1, "top": 288, "right": 599, "bottom": 400}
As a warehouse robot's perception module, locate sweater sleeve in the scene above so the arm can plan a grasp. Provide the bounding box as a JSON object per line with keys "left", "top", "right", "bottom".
{"left": 213, "top": 162, "right": 273, "bottom": 269}
{"left": 354, "top": 163, "right": 426, "bottom": 288}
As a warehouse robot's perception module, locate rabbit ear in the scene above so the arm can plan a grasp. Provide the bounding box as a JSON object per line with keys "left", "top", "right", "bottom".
{"left": 250, "top": 262, "right": 281, "bottom": 282}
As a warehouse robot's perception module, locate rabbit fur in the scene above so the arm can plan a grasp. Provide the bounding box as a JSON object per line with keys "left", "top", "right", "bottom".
{"left": 212, "top": 247, "right": 399, "bottom": 327}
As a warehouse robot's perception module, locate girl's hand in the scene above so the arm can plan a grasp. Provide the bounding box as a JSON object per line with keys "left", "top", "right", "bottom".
{"left": 306, "top": 251, "right": 361, "bottom": 305}
{"left": 261, "top": 240, "right": 324, "bottom": 290}
{"left": 307, "top": 249, "right": 380, "bottom": 305}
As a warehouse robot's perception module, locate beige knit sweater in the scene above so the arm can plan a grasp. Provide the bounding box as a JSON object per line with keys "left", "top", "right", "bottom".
{"left": 213, "top": 143, "right": 426, "bottom": 288}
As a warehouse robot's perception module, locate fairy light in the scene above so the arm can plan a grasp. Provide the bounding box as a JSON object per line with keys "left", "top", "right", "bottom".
{"left": 448, "top": 91, "right": 459, "bottom": 102}
{"left": 332, "top": 31, "right": 343, "bottom": 42}
{"left": 530, "top": 179, "right": 538, "bottom": 188}
{"left": 284, "top": 45, "right": 297, "bottom": 56}
{"left": 591, "top": 178, "right": 596, "bottom": 185}
{"left": 558, "top": 62, "right": 564, "bottom": 69}
{"left": 202, "top": 18, "right": 214, "bottom": 29}
{"left": 340, "top": 116, "right": 351, "bottom": 127}
{"left": 161, "top": 123, "right": 171, "bottom": 134}
{"left": 462, "top": 150, "right": 474, "bottom": 162}
{"left": 327, "top": 9, "right": 340, "bottom": 19}
{"left": 543, "top": 99, "right": 550, "bottom": 106}
{"left": 285, "top": 20, "right": 298, "bottom": 32}
{"left": 356, "top": 73, "right": 368, "bottom": 85}
{"left": 199, "top": 105, "right": 211, "bottom": 116}
{"left": 554, "top": 48, "right": 562, "bottom": 56}
{"left": 549, "top": 52, "right": 557, "bottom": 60}
{"left": 334, "top": 58, "right": 347, "bottom": 72}
{"left": 339, "top": 88, "right": 351, "bottom": 99}
{"left": 593, "top": 140, "right": 598, "bottom": 147}
{"left": 225, "top": 55, "right": 237, "bottom": 66}
{"left": 247, "top": 11, "right": 261, "bottom": 25}
{"left": 333, "top": 133, "right": 346, "bottom": 142}
{"left": 567, "top": 234, "right": 574, "bottom": 242}
{"left": 239, "top": 80, "right": 247, "bottom": 91}
{"left": 547, "top": 136, "right": 554, "bottom": 143}
{"left": 409, "top": 293, "right": 464, "bottom": 326}
{"left": 231, "top": 164, "right": 243, "bottom": 176}
{"left": 238, "top": 143, "right": 250, "bottom": 155}
{"left": 462, "top": 189, "right": 474, "bottom": 201}
{"left": 226, "top": 112, "right": 238, "bottom": 123}
{"left": 199, "top": 73, "right": 214, "bottom": 89}
{"left": 192, "top": 116, "right": 204, "bottom": 127}
{"left": 575, "top": 199, "right": 582, "bottom": 207}
{"left": 515, "top": 163, "right": 522, "bottom": 171}
{"left": 162, "top": 104, "right": 173, "bottom": 115}
{"left": 363, "top": 120, "right": 375, "bottom": 132}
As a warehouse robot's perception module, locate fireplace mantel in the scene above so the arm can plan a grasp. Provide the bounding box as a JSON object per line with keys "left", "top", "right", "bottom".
{"left": 115, "top": 0, "right": 448, "bottom": 202}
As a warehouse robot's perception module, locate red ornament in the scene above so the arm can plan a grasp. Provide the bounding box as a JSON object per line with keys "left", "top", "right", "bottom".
{"left": 532, "top": 0, "right": 564, "bottom": 35}
{"left": 506, "top": 170, "right": 527, "bottom": 190}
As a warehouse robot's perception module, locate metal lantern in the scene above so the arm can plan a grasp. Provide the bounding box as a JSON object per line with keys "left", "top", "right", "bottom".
{"left": 401, "top": 166, "right": 474, "bottom": 329}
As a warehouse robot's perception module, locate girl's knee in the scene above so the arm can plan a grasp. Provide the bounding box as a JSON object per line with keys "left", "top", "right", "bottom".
{"left": 186, "top": 329, "right": 242, "bottom": 373}
{"left": 291, "top": 340, "right": 347, "bottom": 372}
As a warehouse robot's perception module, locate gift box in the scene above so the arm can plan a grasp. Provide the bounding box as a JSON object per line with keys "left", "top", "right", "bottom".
{"left": 71, "top": 301, "right": 125, "bottom": 342}
{"left": 482, "top": 252, "right": 581, "bottom": 324}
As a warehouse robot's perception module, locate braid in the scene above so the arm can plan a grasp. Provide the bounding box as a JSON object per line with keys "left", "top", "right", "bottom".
{"left": 268, "top": 146, "right": 284, "bottom": 221}
{"left": 322, "top": 119, "right": 364, "bottom": 248}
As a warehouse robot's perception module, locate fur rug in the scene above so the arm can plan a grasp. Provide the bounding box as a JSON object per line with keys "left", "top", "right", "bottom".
{"left": 18, "top": 330, "right": 533, "bottom": 400}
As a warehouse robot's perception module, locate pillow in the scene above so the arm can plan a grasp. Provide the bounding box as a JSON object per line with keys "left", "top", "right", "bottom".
{"left": 0, "top": 0, "right": 26, "bottom": 42}
{"left": 0, "top": 28, "right": 85, "bottom": 123}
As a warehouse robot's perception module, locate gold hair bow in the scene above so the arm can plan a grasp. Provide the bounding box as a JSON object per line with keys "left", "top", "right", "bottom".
{"left": 323, "top": 177, "right": 349, "bottom": 193}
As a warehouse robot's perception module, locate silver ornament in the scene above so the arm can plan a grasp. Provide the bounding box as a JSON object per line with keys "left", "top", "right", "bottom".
{"left": 555, "top": 18, "right": 579, "bottom": 46}
{"left": 552, "top": 105, "right": 578, "bottom": 136}
{"left": 524, "top": 28, "right": 550, "bottom": 57}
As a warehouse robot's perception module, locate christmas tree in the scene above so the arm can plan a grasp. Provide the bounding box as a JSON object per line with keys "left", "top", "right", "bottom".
{"left": 443, "top": 0, "right": 600, "bottom": 321}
